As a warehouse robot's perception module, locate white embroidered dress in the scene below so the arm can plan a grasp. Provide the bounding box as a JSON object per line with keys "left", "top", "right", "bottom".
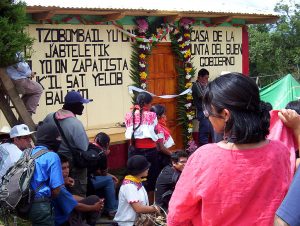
{"left": 125, "top": 110, "right": 158, "bottom": 142}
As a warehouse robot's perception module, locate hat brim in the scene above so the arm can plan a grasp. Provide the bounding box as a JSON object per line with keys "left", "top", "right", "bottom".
{"left": 10, "top": 131, "right": 36, "bottom": 138}
{"left": 81, "top": 99, "right": 93, "bottom": 104}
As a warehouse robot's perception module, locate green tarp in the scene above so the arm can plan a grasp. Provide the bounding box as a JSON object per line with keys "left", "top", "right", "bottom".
{"left": 260, "top": 74, "right": 300, "bottom": 109}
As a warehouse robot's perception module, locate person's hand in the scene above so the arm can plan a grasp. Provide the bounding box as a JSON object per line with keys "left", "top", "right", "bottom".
{"left": 278, "top": 109, "right": 300, "bottom": 133}
{"left": 296, "top": 158, "right": 300, "bottom": 169}
{"left": 152, "top": 204, "right": 161, "bottom": 214}
{"left": 31, "top": 72, "right": 36, "bottom": 78}
{"left": 64, "top": 177, "right": 75, "bottom": 187}
{"left": 104, "top": 149, "right": 111, "bottom": 156}
{"left": 93, "top": 198, "right": 105, "bottom": 211}
{"left": 108, "top": 173, "right": 119, "bottom": 184}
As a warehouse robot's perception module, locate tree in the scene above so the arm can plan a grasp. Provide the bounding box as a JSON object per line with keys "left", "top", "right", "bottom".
{"left": 249, "top": 1, "right": 300, "bottom": 86}
{"left": 0, "top": 0, "right": 33, "bottom": 67}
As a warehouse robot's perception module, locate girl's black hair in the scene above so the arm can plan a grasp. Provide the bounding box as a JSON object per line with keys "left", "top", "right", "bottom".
{"left": 203, "top": 73, "right": 270, "bottom": 144}
{"left": 150, "top": 104, "right": 166, "bottom": 118}
{"left": 95, "top": 132, "right": 110, "bottom": 150}
{"left": 131, "top": 92, "right": 153, "bottom": 146}
{"left": 286, "top": 100, "right": 300, "bottom": 114}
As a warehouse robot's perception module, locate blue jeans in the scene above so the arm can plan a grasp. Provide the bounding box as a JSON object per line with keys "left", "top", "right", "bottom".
{"left": 90, "top": 175, "right": 118, "bottom": 212}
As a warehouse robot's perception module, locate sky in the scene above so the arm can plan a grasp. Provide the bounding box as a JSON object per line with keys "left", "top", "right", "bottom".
{"left": 227, "top": 0, "right": 291, "bottom": 12}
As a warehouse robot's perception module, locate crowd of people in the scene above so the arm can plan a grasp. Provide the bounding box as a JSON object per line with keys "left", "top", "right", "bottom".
{"left": 1, "top": 66, "right": 300, "bottom": 226}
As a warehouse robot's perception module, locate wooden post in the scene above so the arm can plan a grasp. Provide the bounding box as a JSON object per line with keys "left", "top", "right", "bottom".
{"left": 0, "top": 68, "right": 36, "bottom": 142}
{"left": 0, "top": 89, "right": 18, "bottom": 126}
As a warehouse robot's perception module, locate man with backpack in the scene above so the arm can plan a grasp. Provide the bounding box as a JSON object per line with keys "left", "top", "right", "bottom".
{"left": 36, "top": 91, "right": 92, "bottom": 197}
{"left": 0, "top": 124, "right": 34, "bottom": 180}
{"left": 0, "top": 125, "right": 64, "bottom": 226}
{"left": 28, "top": 145, "right": 64, "bottom": 226}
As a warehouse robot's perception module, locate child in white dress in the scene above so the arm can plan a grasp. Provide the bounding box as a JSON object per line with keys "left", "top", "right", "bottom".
{"left": 114, "top": 155, "right": 160, "bottom": 226}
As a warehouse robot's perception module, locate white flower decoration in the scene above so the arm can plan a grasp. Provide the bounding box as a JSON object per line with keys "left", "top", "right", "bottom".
{"left": 185, "top": 74, "right": 191, "bottom": 79}
{"left": 188, "top": 128, "right": 193, "bottom": 133}
{"left": 184, "top": 103, "right": 192, "bottom": 108}
{"left": 187, "top": 115, "right": 193, "bottom": 120}
{"left": 139, "top": 62, "right": 146, "bottom": 68}
{"left": 141, "top": 83, "right": 147, "bottom": 89}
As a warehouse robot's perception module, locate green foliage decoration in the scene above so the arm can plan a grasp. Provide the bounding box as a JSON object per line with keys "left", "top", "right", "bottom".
{"left": 170, "top": 19, "right": 197, "bottom": 151}
{"left": 0, "top": 0, "right": 34, "bottom": 67}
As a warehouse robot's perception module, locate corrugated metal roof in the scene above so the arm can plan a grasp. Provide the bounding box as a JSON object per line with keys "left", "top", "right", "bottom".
{"left": 24, "top": 0, "right": 278, "bottom": 16}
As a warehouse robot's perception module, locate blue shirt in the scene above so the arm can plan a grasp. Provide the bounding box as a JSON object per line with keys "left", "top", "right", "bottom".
{"left": 52, "top": 186, "right": 78, "bottom": 225}
{"left": 6, "top": 61, "right": 32, "bottom": 80}
{"left": 276, "top": 168, "right": 300, "bottom": 226}
{"left": 30, "top": 146, "right": 64, "bottom": 198}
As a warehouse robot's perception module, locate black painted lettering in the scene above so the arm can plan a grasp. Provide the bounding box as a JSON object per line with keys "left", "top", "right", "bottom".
{"left": 191, "top": 44, "right": 209, "bottom": 55}
{"left": 226, "top": 44, "right": 242, "bottom": 55}
{"left": 66, "top": 74, "right": 73, "bottom": 88}
{"left": 55, "top": 59, "right": 67, "bottom": 74}
{"left": 213, "top": 31, "right": 222, "bottom": 42}
{"left": 211, "top": 44, "right": 224, "bottom": 55}
{"left": 40, "top": 60, "right": 52, "bottom": 74}
{"left": 123, "top": 60, "right": 128, "bottom": 71}
{"left": 191, "top": 30, "right": 209, "bottom": 42}
{"left": 36, "top": 28, "right": 45, "bottom": 42}
{"left": 199, "top": 56, "right": 235, "bottom": 67}
{"left": 35, "top": 75, "right": 46, "bottom": 89}
{"left": 116, "top": 72, "right": 123, "bottom": 84}
{"left": 226, "top": 31, "right": 235, "bottom": 42}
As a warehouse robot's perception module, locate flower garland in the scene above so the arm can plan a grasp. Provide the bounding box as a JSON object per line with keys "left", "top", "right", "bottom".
{"left": 170, "top": 18, "right": 197, "bottom": 152}
{"left": 135, "top": 18, "right": 151, "bottom": 90}
{"left": 129, "top": 17, "right": 197, "bottom": 151}
{"left": 128, "top": 18, "right": 172, "bottom": 91}
{"left": 129, "top": 18, "right": 152, "bottom": 91}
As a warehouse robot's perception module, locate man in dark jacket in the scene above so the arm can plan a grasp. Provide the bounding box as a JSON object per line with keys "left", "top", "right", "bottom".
{"left": 155, "top": 151, "right": 188, "bottom": 211}
{"left": 192, "top": 68, "right": 213, "bottom": 146}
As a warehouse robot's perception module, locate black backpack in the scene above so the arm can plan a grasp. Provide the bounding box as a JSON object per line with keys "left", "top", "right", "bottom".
{"left": 0, "top": 148, "right": 49, "bottom": 219}
{"left": 53, "top": 114, "right": 105, "bottom": 169}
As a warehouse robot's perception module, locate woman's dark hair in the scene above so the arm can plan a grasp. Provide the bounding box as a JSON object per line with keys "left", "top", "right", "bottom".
{"left": 150, "top": 104, "right": 165, "bottom": 118}
{"left": 131, "top": 92, "right": 153, "bottom": 146}
{"left": 203, "top": 72, "right": 270, "bottom": 144}
{"left": 286, "top": 100, "right": 300, "bottom": 114}
{"left": 95, "top": 132, "right": 110, "bottom": 150}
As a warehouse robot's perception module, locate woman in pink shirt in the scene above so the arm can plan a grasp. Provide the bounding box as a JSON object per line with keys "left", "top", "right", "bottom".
{"left": 167, "top": 73, "right": 293, "bottom": 226}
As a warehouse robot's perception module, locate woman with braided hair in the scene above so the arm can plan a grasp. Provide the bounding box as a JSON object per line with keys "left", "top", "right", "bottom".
{"left": 168, "top": 73, "right": 293, "bottom": 226}
{"left": 124, "top": 92, "right": 159, "bottom": 204}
